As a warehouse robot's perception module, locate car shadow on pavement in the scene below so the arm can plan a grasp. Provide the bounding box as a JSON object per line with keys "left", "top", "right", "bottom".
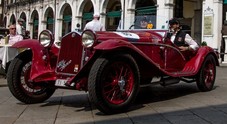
{"left": 41, "top": 93, "right": 92, "bottom": 112}
{"left": 135, "top": 83, "right": 199, "bottom": 104}
{"left": 40, "top": 82, "right": 214, "bottom": 115}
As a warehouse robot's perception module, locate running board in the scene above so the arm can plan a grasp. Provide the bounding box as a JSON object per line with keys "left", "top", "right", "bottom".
{"left": 140, "top": 77, "right": 195, "bottom": 88}
{"left": 140, "top": 81, "right": 162, "bottom": 88}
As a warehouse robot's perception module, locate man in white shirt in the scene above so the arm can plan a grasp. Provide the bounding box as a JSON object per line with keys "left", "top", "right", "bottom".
{"left": 16, "top": 18, "right": 25, "bottom": 37}
{"left": 0, "top": 24, "right": 23, "bottom": 70}
{"left": 8, "top": 24, "right": 23, "bottom": 45}
{"left": 168, "top": 18, "right": 199, "bottom": 51}
{"left": 84, "top": 13, "right": 106, "bottom": 31}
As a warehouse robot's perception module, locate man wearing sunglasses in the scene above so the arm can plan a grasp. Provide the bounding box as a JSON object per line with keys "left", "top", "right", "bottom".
{"left": 7, "top": 24, "right": 23, "bottom": 45}
{"left": 0, "top": 24, "right": 23, "bottom": 71}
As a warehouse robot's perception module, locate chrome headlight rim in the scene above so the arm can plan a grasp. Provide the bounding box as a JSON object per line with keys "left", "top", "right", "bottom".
{"left": 81, "top": 30, "right": 96, "bottom": 48}
{"left": 39, "top": 30, "right": 54, "bottom": 48}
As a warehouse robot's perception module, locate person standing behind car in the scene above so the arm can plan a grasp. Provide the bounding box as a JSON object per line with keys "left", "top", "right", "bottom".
{"left": 84, "top": 13, "right": 106, "bottom": 31}
{"left": 16, "top": 18, "right": 25, "bottom": 37}
{"left": 168, "top": 18, "right": 199, "bottom": 51}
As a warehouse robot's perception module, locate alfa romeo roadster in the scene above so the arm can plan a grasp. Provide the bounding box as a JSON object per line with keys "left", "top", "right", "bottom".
{"left": 7, "top": 27, "right": 219, "bottom": 114}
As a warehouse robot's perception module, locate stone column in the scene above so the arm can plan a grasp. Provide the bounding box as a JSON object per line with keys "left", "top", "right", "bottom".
{"left": 202, "top": 0, "right": 223, "bottom": 50}
{"left": 38, "top": 6, "right": 44, "bottom": 35}
{"left": 74, "top": 16, "right": 82, "bottom": 31}
{"left": 156, "top": 0, "right": 174, "bottom": 29}
{"left": 124, "top": 8, "right": 135, "bottom": 29}
{"left": 55, "top": 18, "right": 63, "bottom": 41}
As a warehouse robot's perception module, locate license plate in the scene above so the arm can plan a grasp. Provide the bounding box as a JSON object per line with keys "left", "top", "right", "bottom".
{"left": 55, "top": 79, "right": 68, "bottom": 87}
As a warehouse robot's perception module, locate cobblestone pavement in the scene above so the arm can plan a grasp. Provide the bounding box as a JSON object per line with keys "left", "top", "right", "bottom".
{"left": 0, "top": 67, "right": 227, "bottom": 124}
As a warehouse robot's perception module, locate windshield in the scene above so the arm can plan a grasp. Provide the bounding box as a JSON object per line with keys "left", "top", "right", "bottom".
{"left": 124, "top": 15, "right": 169, "bottom": 30}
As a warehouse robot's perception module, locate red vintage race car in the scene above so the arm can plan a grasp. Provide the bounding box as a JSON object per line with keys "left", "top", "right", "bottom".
{"left": 7, "top": 28, "right": 219, "bottom": 114}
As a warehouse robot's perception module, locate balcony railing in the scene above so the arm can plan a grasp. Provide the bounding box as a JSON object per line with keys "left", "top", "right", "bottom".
{"left": 6, "top": 0, "right": 42, "bottom": 6}
{"left": 6, "top": 0, "right": 42, "bottom": 8}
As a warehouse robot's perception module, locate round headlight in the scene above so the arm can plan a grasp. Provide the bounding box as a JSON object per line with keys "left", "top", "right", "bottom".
{"left": 39, "top": 30, "right": 54, "bottom": 47}
{"left": 81, "top": 30, "right": 96, "bottom": 48}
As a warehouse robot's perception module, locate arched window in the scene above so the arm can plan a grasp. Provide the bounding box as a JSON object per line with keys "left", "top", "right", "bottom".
{"left": 82, "top": 1, "right": 93, "bottom": 29}
{"left": 106, "top": 0, "right": 121, "bottom": 31}
{"left": 62, "top": 4, "right": 72, "bottom": 36}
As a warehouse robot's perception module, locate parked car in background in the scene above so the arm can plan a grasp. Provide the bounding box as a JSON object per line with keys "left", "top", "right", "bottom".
{"left": 6, "top": 16, "right": 219, "bottom": 115}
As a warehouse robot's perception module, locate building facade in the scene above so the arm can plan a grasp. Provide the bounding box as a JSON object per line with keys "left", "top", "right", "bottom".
{"left": 0, "top": 0, "right": 4, "bottom": 27}
{"left": 2, "top": 0, "right": 224, "bottom": 55}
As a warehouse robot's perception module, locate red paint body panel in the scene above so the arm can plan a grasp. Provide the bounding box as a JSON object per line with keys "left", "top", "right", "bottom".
{"left": 12, "top": 39, "right": 58, "bottom": 82}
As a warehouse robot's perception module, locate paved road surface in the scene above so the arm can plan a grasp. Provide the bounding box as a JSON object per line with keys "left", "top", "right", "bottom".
{"left": 0, "top": 67, "right": 227, "bottom": 124}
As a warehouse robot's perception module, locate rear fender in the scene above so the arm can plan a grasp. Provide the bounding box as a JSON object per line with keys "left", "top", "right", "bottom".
{"left": 13, "top": 39, "right": 56, "bottom": 82}
{"left": 181, "top": 46, "right": 219, "bottom": 76}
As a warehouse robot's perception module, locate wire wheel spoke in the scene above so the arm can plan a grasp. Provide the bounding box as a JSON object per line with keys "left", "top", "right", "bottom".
{"left": 102, "top": 62, "right": 134, "bottom": 104}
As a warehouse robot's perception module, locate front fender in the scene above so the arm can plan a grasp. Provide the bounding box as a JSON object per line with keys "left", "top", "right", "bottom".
{"left": 12, "top": 39, "right": 44, "bottom": 50}
{"left": 13, "top": 39, "right": 57, "bottom": 82}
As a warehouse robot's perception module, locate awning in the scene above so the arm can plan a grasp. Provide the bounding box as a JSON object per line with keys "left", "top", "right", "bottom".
{"left": 107, "top": 11, "right": 121, "bottom": 18}
{"left": 136, "top": 6, "right": 156, "bottom": 15}
{"left": 34, "top": 20, "right": 38, "bottom": 26}
{"left": 83, "top": 12, "right": 93, "bottom": 20}
{"left": 224, "top": 0, "right": 227, "bottom": 4}
{"left": 63, "top": 15, "right": 72, "bottom": 22}
{"left": 47, "top": 18, "right": 54, "bottom": 24}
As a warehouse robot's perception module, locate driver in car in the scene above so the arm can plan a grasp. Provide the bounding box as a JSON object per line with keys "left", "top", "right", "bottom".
{"left": 167, "top": 18, "right": 199, "bottom": 51}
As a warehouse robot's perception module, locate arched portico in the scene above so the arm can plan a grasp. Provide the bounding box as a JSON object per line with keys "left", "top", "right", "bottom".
{"left": 80, "top": 1, "right": 94, "bottom": 29}
{"left": 43, "top": 7, "right": 55, "bottom": 33}
{"left": 19, "top": 12, "right": 27, "bottom": 30}
{"left": 59, "top": 3, "right": 72, "bottom": 36}
{"left": 30, "top": 10, "right": 39, "bottom": 39}
{"left": 9, "top": 14, "right": 16, "bottom": 25}
{"left": 104, "top": 0, "right": 121, "bottom": 31}
{"left": 125, "top": 0, "right": 157, "bottom": 29}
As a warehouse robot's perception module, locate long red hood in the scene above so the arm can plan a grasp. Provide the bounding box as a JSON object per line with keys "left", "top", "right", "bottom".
{"left": 95, "top": 30, "right": 167, "bottom": 43}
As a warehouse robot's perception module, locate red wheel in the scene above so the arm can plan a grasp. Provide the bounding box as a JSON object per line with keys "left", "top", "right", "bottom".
{"left": 196, "top": 54, "right": 216, "bottom": 91}
{"left": 88, "top": 54, "right": 140, "bottom": 114}
{"left": 102, "top": 61, "right": 134, "bottom": 105}
{"left": 7, "top": 51, "right": 55, "bottom": 104}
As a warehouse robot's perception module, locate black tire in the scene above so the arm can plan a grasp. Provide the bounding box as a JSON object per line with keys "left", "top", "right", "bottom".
{"left": 7, "top": 53, "right": 55, "bottom": 104}
{"left": 88, "top": 54, "right": 140, "bottom": 114}
{"left": 196, "top": 54, "right": 216, "bottom": 92}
